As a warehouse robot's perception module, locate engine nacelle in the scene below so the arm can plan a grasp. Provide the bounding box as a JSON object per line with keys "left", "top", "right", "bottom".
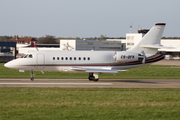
{"left": 113, "top": 51, "right": 140, "bottom": 63}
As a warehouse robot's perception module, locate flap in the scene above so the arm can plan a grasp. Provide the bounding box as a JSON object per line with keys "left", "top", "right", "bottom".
{"left": 71, "top": 67, "right": 127, "bottom": 73}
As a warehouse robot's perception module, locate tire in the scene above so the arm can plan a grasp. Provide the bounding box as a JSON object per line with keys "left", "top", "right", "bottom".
{"left": 94, "top": 79, "right": 99, "bottom": 82}
{"left": 31, "top": 77, "right": 34, "bottom": 81}
{"left": 88, "top": 76, "right": 95, "bottom": 81}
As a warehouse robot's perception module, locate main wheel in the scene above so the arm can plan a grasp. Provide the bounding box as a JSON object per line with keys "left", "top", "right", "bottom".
{"left": 94, "top": 79, "right": 99, "bottom": 82}
{"left": 88, "top": 76, "right": 95, "bottom": 81}
{"left": 31, "top": 77, "right": 34, "bottom": 81}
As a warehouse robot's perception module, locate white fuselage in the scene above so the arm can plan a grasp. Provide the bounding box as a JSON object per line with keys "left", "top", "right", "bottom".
{"left": 5, "top": 50, "right": 164, "bottom": 73}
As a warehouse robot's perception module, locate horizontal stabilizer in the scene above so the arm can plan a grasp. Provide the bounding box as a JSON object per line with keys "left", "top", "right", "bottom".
{"left": 140, "top": 45, "right": 174, "bottom": 49}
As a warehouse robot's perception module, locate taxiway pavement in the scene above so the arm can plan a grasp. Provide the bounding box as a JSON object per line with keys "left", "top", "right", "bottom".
{"left": 0, "top": 79, "right": 180, "bottom": 88}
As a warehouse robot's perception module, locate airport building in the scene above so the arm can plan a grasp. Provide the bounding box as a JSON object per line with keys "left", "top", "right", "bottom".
{"left": 0, "top": 42, "right": 17, "bottom": 62}
{"left": 18, "top": 39, "right": 126, "bottom": 54}
{"left": 59, "top": 39, "right": 126, "bottom": 51}
{"left": 9, "top": 36, "right": 37, "bottom": 45}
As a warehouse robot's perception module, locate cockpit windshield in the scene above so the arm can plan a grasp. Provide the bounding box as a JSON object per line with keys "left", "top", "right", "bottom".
{"left": 20, "top": 54, "right": 33, "bottom": 58}
{"left": 20, "top": 54, "right": 25, "bottom": 58}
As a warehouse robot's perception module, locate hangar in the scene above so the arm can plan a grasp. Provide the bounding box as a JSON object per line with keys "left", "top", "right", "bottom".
{"left": 59, "top": 39, "right": 126, "bottom": 51}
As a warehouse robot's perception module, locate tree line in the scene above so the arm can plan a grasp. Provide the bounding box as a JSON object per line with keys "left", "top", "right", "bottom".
{"left": 0, "top": 35, "right": 180, "bottom": 44}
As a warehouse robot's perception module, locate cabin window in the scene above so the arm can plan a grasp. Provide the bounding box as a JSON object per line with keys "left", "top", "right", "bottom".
{"left": 28, "top": 54, "right": 33, "bottom": 58}
{"left": 70, "top": 57, "right": 72, "bottom": 60}
{"left": 79, "top": 57, "right": 81, "bottom": 60}
{"left": 65, "top": 57, "right": 68, "bottom": 60}
{"left": 53, "top": 57, "right": 55, "bottom": 60}
{"left": 83, "top": 57, "right": 86, "bottom": 60}
{"left": 61, "top": 57, "right": 64, "bottom": 60}
{"left": 74, "top": 57, "right": 76, "bottom": 60}
{"left": 57, "top": 57, "right": 59, "bottom": 60}
{"left": 88, "top": 57, "right": 90, "bottom": 60}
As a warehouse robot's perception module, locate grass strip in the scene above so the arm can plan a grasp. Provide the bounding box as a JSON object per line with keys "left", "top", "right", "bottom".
{"left": 0, "top": 88, "right": 180, "bottom": 120}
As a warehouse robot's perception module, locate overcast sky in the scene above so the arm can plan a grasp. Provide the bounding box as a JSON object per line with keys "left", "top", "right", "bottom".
{"left": 0, "top": 0, "right": 179, "bottom": 38}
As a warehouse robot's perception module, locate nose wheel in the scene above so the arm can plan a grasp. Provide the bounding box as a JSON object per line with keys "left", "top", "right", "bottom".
{"left": 30, "top": 70, "right": 34, "bottom": 81}
{"left": 31, "top": 77, "right": 34, "bottom": 81}
{"left": 88, "top": 73, "right": 99, "bottom": 82}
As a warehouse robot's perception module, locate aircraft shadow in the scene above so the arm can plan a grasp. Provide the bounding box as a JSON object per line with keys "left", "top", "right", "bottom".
{"left": 101, "top": 79, "right": 158, "bottom": 84}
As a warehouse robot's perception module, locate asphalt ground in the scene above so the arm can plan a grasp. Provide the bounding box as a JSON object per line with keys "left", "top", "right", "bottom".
{"left": 0, "top": 79, "right": 180, "bottom": 88}
{"left": 152, "top": 60, "right": 180, "bottom": 65}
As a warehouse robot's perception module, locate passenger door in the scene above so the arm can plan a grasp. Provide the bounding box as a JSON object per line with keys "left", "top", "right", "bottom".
{"left": 36, "top": 53, "right": 45, "bottom": 69}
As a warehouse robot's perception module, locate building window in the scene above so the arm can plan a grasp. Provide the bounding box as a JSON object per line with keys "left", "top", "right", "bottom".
{"left": 127, "top": 43, "right": 134, "bottom": 45}
{"left": 88, "top": 42, "right": 93, "bottom": 45}
{"left": 127, "top": 36, "right": 134, "bottom": 40}
{"left": 102, "top": 43, "right": 109, "bottom": 45}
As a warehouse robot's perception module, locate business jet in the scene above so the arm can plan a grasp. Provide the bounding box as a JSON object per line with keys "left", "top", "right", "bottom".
{"left": 4, "top": 23, "right": 169, "bottom": 81}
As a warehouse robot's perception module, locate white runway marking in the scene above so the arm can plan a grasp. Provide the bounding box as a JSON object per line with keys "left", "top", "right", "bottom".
{"left": 0, "top": 83, "right": 112, "bottom": 85}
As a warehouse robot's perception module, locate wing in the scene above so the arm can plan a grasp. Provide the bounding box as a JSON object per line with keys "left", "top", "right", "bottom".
{"left": 71, "top": 67, "right": 127, "bottom": 73}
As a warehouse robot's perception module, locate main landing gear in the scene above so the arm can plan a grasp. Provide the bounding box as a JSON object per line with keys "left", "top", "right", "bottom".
{"left": 88, "top": 73, "right": 99, "bottom": 82}
{"left": 30, "top": 70, "right": 34, "bottom": 81}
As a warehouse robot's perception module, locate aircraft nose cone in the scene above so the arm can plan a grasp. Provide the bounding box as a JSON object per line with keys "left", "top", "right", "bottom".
{"left": 4, "top": 59, "right": 26, "bottom": 70}
{"left": 4, "top": 60, "right": 19, "bottom": 69}
{"left": 4, "top": 62, "right": 10, "bottom": 68}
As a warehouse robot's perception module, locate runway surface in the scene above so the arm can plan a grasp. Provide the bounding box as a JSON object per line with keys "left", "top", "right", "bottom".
{"left": 0, "top": 79, "right": 180, "bottom": 88}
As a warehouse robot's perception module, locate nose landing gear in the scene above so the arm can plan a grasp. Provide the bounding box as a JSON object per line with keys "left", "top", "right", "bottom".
{"left": 30, "top": 70, "right": 34, "bottom": 81}
{"left": 30, "top": 77, "right": 34, "bottom": 81}
{"left": 88, "top": 73, "right": 99, "bottom": 82}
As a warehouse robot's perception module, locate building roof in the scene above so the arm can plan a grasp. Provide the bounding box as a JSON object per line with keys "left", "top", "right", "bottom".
{"left": 9, "top": 36, "right": 37, "bottom": 44}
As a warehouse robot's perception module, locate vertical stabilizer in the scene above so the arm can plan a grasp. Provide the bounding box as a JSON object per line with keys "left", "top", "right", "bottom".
{"left": 128, "top": 23, "right": 166, "bottom": 57}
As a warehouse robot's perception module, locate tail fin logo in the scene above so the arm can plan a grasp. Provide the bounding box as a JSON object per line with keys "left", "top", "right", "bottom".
{"left": 31, "top": 41, "right": 39, "bottom": 51}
